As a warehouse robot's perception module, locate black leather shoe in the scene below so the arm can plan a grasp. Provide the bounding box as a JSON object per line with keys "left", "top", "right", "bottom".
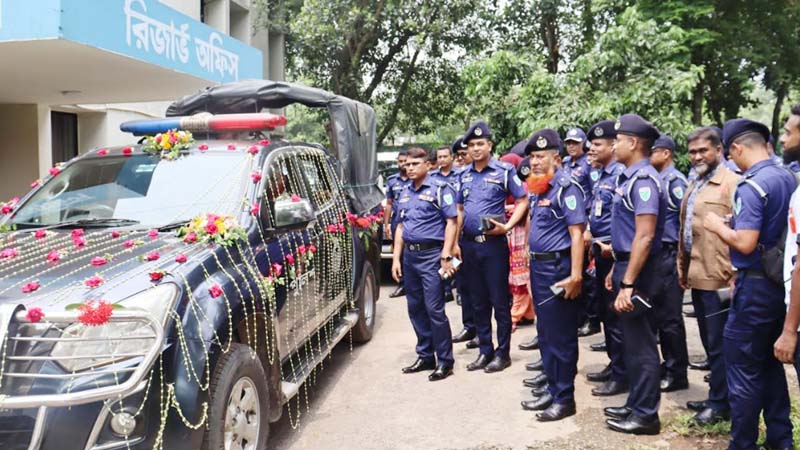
{"left": 536, "top": 402, "right": 576, "bottom": 422}
{"left": 660, "top": 375, "right": 689, "bottom": 392}
{"left": 466, "top": 354, "right": 491, "bottom": 371}
{"left": 606, "top": 415, "right": 660, "bottom": 435}
{"left": 401, "top": 358, "right": 436, "bottom": 374}
{"left": 428, "top": 364, "right": 453, "bottom": 381}
{"left": 694, "top": 407, "right": 730, "bottom": 426}
{"left": 518, "top": 336, "right": 539, "bottom": 351}
{"left": 452, "top": 328, "right": 476, "bottom": 343}
{"left": 526, "top": 358, "right": 544, "bottom": 371}
{"left": 523, "top": 373, "right": 548, "bottom": 388}
{"left": 592, "top": 380, "right": 628, "bottom": 396}
{"left": 689, "top": 359, "right": 710, "bottom": 371}
{"left": 530, "top": 385, "right": 549, "bottom": 397}
{"left": 586, "top": 365, "right": 612, "bottom": 382}
{"left": 603, "top": 406, "right": 631, "bottom": 420}
{"left": 389, "top": 285, "right": 405, "bottom": 298}
{"left": 484, "top": 355, "right": 511, "bottom": 373}
{"left": 704, "top": 373, "right": 710, "bottom": 383}
{"left": 465, "top": 337, "right": 479, "bottom": 349}
{"left": 521, "top": 392, "right": 553, "bottom": 411}
{"left": 684, "top": 309, "right": 697, "bottom": 318}
{"left": 590, "top": 341, "right": 606, "bottom": 352}
{"left": 444, "top": 290, "right": 454, "bottom": 303}
{"left": 686, "top": 400, "right": 708, "bottom": 412}
{"left": 577, "top": 320, "right": 601, "bottom": 337}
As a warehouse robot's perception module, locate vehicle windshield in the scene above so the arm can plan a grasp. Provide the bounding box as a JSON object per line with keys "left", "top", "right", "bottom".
{"left": 10, "top": 151, "right": 254, "bottom": 228}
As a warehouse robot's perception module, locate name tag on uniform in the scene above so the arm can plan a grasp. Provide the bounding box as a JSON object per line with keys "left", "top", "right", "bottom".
{"left": 399, "top": 196, "right": 411, "bottom": 203}
{"left": 419, "top": 195, "right": 435, "bottom": 202}
{"left": 538, "top": 199, "right": 552, "bottom": 207}
{"left": 595, "top": 201, "right": 603, "bottom": 217}
{"left": 486, "top": 178, "right": 502, "bottom": 185}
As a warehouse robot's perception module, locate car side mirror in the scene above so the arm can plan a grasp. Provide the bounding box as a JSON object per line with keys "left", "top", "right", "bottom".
{"left": 273, "top": 197, "right": 315, "bottom": 230}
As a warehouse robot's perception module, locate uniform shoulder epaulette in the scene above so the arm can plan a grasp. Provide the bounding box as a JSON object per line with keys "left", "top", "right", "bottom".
{"left": 635, "top": 168, "right": 651, "bottom": 179}
{"left": 557, "top": 176, "right": 572, "bottom": 188}
{"left": 495, "top": 160, "right": 513, "bottom": 170}
{"left": 432, "top": 178, "right": 447, "bottom": 187}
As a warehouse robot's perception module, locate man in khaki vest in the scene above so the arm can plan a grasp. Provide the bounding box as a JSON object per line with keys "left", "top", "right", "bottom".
{"left": 678, "top": 126, "right": 739, "bottom": 425}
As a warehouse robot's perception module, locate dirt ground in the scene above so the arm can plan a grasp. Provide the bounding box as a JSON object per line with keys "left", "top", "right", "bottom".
{"left": 269, "top": 281, "right": 799, "bottom": 450}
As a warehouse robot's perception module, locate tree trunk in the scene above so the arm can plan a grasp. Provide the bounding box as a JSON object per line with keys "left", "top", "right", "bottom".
{"left": 377, "top": 46, "right": 423, "bottom": 144}
{"left": 691, "top": 79, "right": 704, "bottom": 125}
{"left": 772, "top": 82, "right": 788, "bottom": 143}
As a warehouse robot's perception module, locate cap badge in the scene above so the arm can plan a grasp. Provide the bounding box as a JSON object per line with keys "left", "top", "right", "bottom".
{"left": 569, "top": 129, "right": 577, "bottom": 136}
{"left": 474, "top": 127, "right": 483, "bottom": 137}
{"left": 614, "top": 121, "right": 621, "bottom": 130}
{"left": 536, "top": 136, "right": 547, "bottom": 149}
{"left": 595, "top": 127, "right": 604, "bottom": 137}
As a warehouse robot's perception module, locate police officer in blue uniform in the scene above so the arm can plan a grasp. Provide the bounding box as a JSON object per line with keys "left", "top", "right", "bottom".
{"left": 518, "top": 129, "right": 586, "bottom": 422}
{"left": 704, "top": 119, "right": 796, "bottom": 450}
{"left": 431, "top": 145, "right": 460, "bottom": 304}
{"left": 454, "top": 121, "right": 529, "bottom": 373}
{"left": 602, "top": 114, "right": 666, "bottom": 435}
{"left": 650, "top": 134, "right": 690, "bottom": 393}
{"left": 392, "top": 147, "right": 458, "bottom": 381}
{"left": 583, "top": 120, "right": 629, "bottom": 397}
{"left": 385, "top": 150, "right": 411, "bottom": 298}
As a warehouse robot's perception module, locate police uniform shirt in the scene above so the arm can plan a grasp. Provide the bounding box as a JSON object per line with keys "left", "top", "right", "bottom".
{"left": 529, "top": 169, "right": 587, "bottom": 252}
{"left": 589, "top": 161, "right": 625, "bottom": 239}
{"left": 589, "top": 167, "right": 603, "bottom": 193}
{"left": 398, "top": 177, "right": 457, "bottom": 243}
{"left": 660, "top": 166, "right": 688, "bottom": 243}
{"left": 386, "top": 173, "right": 411, "bottom": 226}
{"left": 431, "top": 168, "right": 461, "bottom": 192}
{"left": 611, "top": 159, "right": 666, "bottom": 254}
{"left": 457, "top": 160, "right": 526, "bottom": 236}
{"left": 787, "top": 160, "right": 800, "bottom": 174}
{"left": 730, "top": 159, "right": 796, "bottom": 270}
{"left": 563, "top": 153, "right": 593, "bottom": 202}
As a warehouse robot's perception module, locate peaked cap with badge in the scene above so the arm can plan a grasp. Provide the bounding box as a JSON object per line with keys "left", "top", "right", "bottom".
{"left": 451, "top": 136, "right": 466, "bottom": 154}
{"left": 525, "top": 128, "right": 562, "bottom": 155}
{"left": 721, "top": 118, "right": 771, "bottom": 150}
{"left": 653, "top": 134, "right": 676, "bottom": 152}
{"left": 615, "top": 114, "right": 660, "bottom": 142}
{"left": 564, "top": 127, "right": 587, "bottom": 143}
{"left": 587, "top": 120, "right": 617, "bottom": 141}
{"left": 463, "top": 121, "right": 493, "bottom": 144}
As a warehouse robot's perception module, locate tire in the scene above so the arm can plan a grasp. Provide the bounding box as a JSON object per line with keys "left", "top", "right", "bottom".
{"left": 202, "top": 343, "right": 270, "bottom": 450}
{"left": 351, "top": 262, "right": 377, "bottom": 343}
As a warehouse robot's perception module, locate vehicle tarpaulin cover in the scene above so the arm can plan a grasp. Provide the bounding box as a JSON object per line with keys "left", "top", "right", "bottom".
{"left": 166, "top": 80, "right": 383, "bottom": 214}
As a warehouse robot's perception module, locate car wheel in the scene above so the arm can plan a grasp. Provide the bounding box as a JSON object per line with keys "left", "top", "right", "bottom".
{"left": 202, "top": 343, "right": 270, "bottom": 450}
{"left": 351, "top": 262, "right": 377, "bottom": 343}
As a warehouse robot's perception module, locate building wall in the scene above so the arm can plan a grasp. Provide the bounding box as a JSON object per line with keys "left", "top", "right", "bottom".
{"left": 0, "top": 105, "right": 41, "bottom": 200}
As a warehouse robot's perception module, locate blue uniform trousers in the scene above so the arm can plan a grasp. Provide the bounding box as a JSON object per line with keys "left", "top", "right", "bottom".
{"left": 725, "top": 274, "right": 791, "bottom": 450}
{"left": 612, "top": 257, "right": 661, "bottom": 421}
{"left": 594, "top": 251, "right": 626, "bottom": 382}
{"left": 402, "top": 246, "right": 454, "bottom": 365}
{"left": 531, "top": 254, "right": 580, "bottom": 405}
{"left": 461, "top": 237, "right": 512, "bottom": 358}
{"left": 578, "top": 252, "right": 601, "bottom": 328}
{"left": 654, "top": 245, "right": 689, "bottom": 379}
{"left": 454, "top": 269, "right": 475, "bottom": 333}
{"left": 691, "top": 289, "right": 729, "bottom": 412}
{"left": 691, "top": 289, "right": 711, "bottom": 358}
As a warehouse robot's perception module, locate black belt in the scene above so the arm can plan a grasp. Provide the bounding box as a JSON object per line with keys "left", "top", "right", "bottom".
{"left": 461, "top": 234, "right": 503, "bottom": 244}
{"left": 662, "top": 242, "right": 678, "bottom": 251}
{"left": 612, "top": 251, "right": 630, "bottom": 262}
{"left": 404, "top": 241, "right": 443, "bottom": 252}
{"left": 530, "top": 250, "right": 569, "bottom": 261}
{"left": 741, "top": 269, "right": 767, "bottom": 279}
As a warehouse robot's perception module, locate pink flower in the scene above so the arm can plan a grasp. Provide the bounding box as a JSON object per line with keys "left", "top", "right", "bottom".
{"left": 123, "top": 240, "right": 136, "bottom": 248}
{"left": 298, "top": 245, "right": 307, "bottom": 255}
{"left": 326, "top": 224, "right": 338, "bottom": 233}
{"left": 90, "top": 256, "right": 108, "bottom": 266}
{"left": 46, "top": 250, "right": 60, "bottom": 264}
{"left": 291, "top": 194, "right": 301, "bottom": 202}
{"left": 0, "top": 248, "right": 18, "bottom": 258}
{"left": 149, "top": 271, "right": 165, "bottom": 282}
{"left": 71, "top": 229, "right": 84, "bottom": 238}
{"left": 48, "top": 167, "right": 60, "bottom": 176}
{"left": 144, "top": 252, "right": 160, "bottom": 261}
{"left": 147, "top": 229, "right": 159, "bottom": 240}
{"left": 77, "top": 300, "right": 113, "bottom": 326}
{"left": 21, "top": 281, "right": 40, "bottom": 293}
{"left": 155, "top": 134, "right": 162, "bottom": 143}
{"left": 110, "top": 230, "right": 121, "bottom": 239}
{"left": 346, "top": 212, "right": 357, "bottom": 224}
{"left": 169, "top": 134, "right": 177, "bottom": 144}
{"left": 209, "top": 284, "right": 223, "bottom": 298}
{"left": 72, "top": 236, "right": 86, "bottom": 248}
{"left": 250, "top": 203, "right": 260, "bottom": 215}
{"left": 175, "top": 254, "right": 187, "bottom": 263}
{"left": 265, "top": 275, "right": 274, "bottom": 284}
{"left": 85, "top": 275, "right": 104, "bottom": 288}
{"left": 97, "top": 148, "right": 108, "bottom": 156}
{"left": 30, "top": 179, "right": 40, "bottom": 188}
{"left": 25, "top": 307, "right": 44, "bottom": 323}
{"left": 1, "top": 205, "right": 12, "bottom": 214}
{"left": 248, "top": 146, "right": 259, "bottom": 155}
{"left": 309, "top": 244, "right": 317, "bottom": 253}
{"left": 251, "top": 172, "right": 262, "bottom": 183}
{"left": 183, "top": 231, "right": 197, "bottom": 243}
{"left": 227, "top": 143, "right": 236, "bottom": 151}
{"left": 205, "top": 222, "right": 218, "bottom": 234}
{"left": 271, "top": 263, "right": 283, "bottom": 276}
{"left": 122, "top": 147, "right": 133, "bottom": 155}
{"left": 286, "top": 253, "right": 295, "bottom": 265}
{"left": 34, "top": 229, "right": 47, "bottom": 239}
{"left": 259, "top": 139, "right": 270, "bottom": 146}
{"left": 337, "top": 223, "right": 346, "bottom": 233}
{"left": 198, "top": 144, "right": 209, "bottom": 151}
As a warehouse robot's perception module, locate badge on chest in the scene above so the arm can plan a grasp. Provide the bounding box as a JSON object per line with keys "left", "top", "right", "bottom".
{"left": 538, "top": 199, "right": 552, "bottom": 207}
{"left": 419, "top": 194, "right": 435, "bottom": 202}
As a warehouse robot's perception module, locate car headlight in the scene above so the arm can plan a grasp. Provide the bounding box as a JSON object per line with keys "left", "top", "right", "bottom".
{"left": 51, "top": 284, "right": 179, "bottom": 372}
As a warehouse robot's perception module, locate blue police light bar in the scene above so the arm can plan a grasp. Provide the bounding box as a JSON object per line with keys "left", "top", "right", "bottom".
{"left": 120, "top": 118, "right": 182, "bottom": 136}
{"left": 120, "top": 113, "right": 287, "bottom": 136}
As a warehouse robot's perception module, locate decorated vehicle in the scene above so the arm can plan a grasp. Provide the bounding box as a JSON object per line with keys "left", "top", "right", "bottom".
{"left": 0, "top": 81, "right": 383, "bottom": 450}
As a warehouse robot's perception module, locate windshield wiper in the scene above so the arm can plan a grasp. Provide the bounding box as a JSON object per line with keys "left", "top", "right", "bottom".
{"left": 157, "top": 219, "right": 190, "bottom": 232}
{"left": 45, "top": 218, "right": 141, "bottom": 229}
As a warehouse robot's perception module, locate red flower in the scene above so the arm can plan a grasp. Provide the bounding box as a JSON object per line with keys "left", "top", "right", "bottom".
{"left": 22, "top": 281, "right": 40, "bottom": 293}
{"left": 209, "top": 284, "right": 223, "bottom": 298}
{"left": 250, "top": 203, "right": 260, "bottom": 215}
{"left": 46, "top": 250, "right": 60, "bottom": 264}
{"left": 271, "top": 263, "right": 283, "bottom": 276}
{"left": 34, "top": 229, "right": 47, "bottom": 239}
{"left": 205, "top": 222, "right": 218, "bottom": 234}
{"left": 291, "top": 194, "right": 301, "bottom": 202}
{"left": 175, "top": 253, "right": 187, "bottom": 263}
{"left": 25, "top": 307, "right": 44, "bottom": 323}
{"left": 30, "top": 179, "right": 40, "bottom": 188}
{"left": 123, "top": 240, "right": 136, "bottom": 248}
{"left": 183, "top": 231, "right": 198, "bottom": 243}
{"left": 298, "top": 245, "right": 307, "bottom": 255}
{"left": 144, "top": 252, "right": 160, "bottom": 261}
{"left": 122, "top": 147, "right": 133, "bottom": 155}
{"left": 155, "top": 134, "right": 162, "bottom": 143}
{"left": 85, "top": 275, "right": 104, "bottom": 288}
{"left": 376, "top": 210, "right": 384, "bottom": 219}
{"left": 147, "top": 229, "right": 159, "bottom": 240}
{"left": 0, "top": 248, "right": 18, "bottom": 258}
{"left": 198, "top": 144, "right": 209, "bottom": 151}
{"left": 286, "top": 253, "right": 295, "bottom": 265}
{"left": 149, "top": 271, "right": 165, "bottom": 282}
{"left": 309, "top": 244, "right": 317, "bottom": 253}
{"left": 259, "top": 139, "right": 270, "bottom": 146}
{"left": 337, "top": 224, "right": 346, "bottom": 233}
{"left": 346, "top": 212, "right": 357, "bottom": 224}
{"left": 251, "top": 172, "right": 262, "bottom": 183}
{"left": 1, "top": 205, "right": 12, "bottom": 214}
{"left": 326, "top": 224, "right": 338, "bottom": 233}
{"left": 248, "top": 146, "right": 259, "bottom": 155}
{"left": 111, "top": 230, "right": 121, "bottom": 239}
{"left": 49, "top": 167, "right": 60, "bottom": 176}
{"left": 77, "top": 300, "right": 114, "bottom": 326}
{"left": 73, "top": 236, "right": 87, "bottom": 248}
{"left": 97, "top": 148, "right": 108, "bottom": 156}
{"left": 71, "top": 229, "right": 84, "bottom": 238}
{"left": 355, "top": 217, "right": 371, "bottom": 228}
{"left": 90, "top": 256, "right": 108, "bottom": 266}
{"left": 227, "top": 143, "right": 236, "bottom": 150}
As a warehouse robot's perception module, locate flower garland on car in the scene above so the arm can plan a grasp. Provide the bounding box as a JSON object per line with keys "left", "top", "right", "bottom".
{"left": 142, "top": 129, "right": 195, "bottom": 160}
{"left": 346, "top": 211, "right": 383, "bottom": 248}
{"left": 178, "top": 213, "right": 247, "bottom": 247}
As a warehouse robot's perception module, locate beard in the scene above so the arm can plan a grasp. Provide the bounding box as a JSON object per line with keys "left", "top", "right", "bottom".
{"left": 527, "top": 172, "right": 554, "bottom": 195}
{"left": 783, "top": 145, "right": 800, "bottom": 164}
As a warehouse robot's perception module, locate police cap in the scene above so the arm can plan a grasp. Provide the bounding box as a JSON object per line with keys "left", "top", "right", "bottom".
{"left": 615, "top": 114, "right": 660, "bottom": 142}
{"left": 451, "top": 136, "right": 466, "bottom": 154}
{"left": 526, "top": 129, "right": 562, "bottom": 154}
{"left": 564, "top": 127, "right": 586, "bottom": 143}
{"left": 721, "top": 118, "right": 770, "bottom": 149}
{"left": 653, "top": 134, "right": 676, "bottom": 152}
{"left": 463, "top": 121, "right": 492, "bottom": 143}
{"left": 587, "top": 120, "right": 617, "bottom": 141}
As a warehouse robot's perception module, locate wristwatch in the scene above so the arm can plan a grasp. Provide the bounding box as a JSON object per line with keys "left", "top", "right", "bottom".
{"left": 620, "top": 281, "right": 635, "bottom": 289}
{"left": 441, "top": 255, "right": 452, "bottom": 261}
